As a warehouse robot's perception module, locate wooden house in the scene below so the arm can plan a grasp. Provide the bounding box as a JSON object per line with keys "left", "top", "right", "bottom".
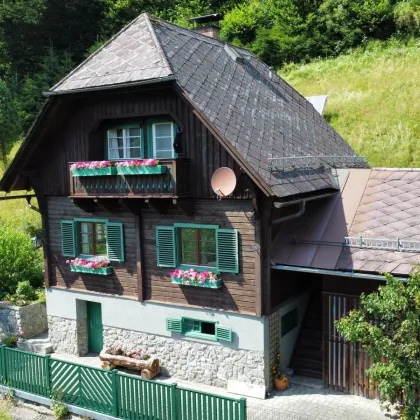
{"left": 3, "top": 13, "right": 410, "bottom": 398}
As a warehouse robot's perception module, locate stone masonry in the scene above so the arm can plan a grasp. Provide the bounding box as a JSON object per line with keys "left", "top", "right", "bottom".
{"left": 103, "top": 326, "right": 265, "bottom": 388}
{"left": 48, "top": 315, "right": 79, "bottom": 355}
{"left": 0, "top": 302, "right": 47, "bottom": 338}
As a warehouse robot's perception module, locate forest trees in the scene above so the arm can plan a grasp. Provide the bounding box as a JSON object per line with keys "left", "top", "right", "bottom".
{"left": 0, "top": 0, "right": 418, "bottom": 161}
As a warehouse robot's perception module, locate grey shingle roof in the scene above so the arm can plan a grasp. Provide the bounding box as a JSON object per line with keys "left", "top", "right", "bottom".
{"left": 50, "top": 13, "right": 362, "bottom": 197}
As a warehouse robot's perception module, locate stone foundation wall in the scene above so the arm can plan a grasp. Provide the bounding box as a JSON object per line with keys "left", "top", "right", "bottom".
{"left": 0, "top": 302, "right": 47, "bottom": 337}
{"left": 48, "top": 315, "right": 79, "bottom": 355}
{"left": 103, "top": 326, "right": 265, "bottom": 388}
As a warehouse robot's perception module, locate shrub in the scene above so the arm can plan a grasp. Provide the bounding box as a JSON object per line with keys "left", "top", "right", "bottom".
{"left": 36, "top": 289, "right": 46, "bottom": 305}
{"left": 0, "top": 399, "right": 13, "bottom": 420}
{"left": 51, "top": 389, "right": 69, "bottom": 420}
{"left": 336, "top": 272, "right": 420, "bottom": 415}
{"left": 394, "top": 0, "right": 420, "bottom": 35}
{"left": 1, "top": 335, "right": 18, "bottom": 348}
{"left": 0, "top": 225, "right": 43, "bottom": 298}
{"left": 15, "top": 281, "right": 37, "bottom": 301}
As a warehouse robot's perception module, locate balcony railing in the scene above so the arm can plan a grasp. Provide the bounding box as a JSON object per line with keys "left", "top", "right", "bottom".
{"left": 69, "top": 158, "right": 190, "bottom": 198}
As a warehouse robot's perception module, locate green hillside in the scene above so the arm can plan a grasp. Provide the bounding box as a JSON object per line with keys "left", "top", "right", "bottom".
{"left": 282, "top": 39, "right": 420, "bottom": 168}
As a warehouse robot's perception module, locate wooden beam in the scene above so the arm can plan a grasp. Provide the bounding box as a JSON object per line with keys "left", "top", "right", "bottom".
{"left": 262, "top": 198, "right": 273, "bottom": 315}
{"left": 145, "top": 199, "right": 168, "bottom": 215}
{"left": 173, "top": 199, "right": 193, "bottom": 217}
{"left": 135, "top": 215, "right": 144, "bottom": 302}
{"left": 0, "top": 194, "right": 36, "bottom": 201}
{"left": 121, "top": 199, "right": 145, "bottom": 215}
{"left": 71, "top": 198, "right": 95, "bottom": 213}
{"left": 28, "top": 175, "right": 52, "bottom": 289}
{"left": 94, "top": 198, "right": 119, "bottom": 212}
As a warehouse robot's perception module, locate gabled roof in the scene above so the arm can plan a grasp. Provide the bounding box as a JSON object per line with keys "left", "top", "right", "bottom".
{"left": 272, "top": 168, "right": 420, "bottom": 276}
{"left": 4, "top": 13, "right": 362, "bottom": 197}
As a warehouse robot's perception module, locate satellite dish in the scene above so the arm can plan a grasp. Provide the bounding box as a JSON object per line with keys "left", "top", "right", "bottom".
{"left": 211, "top": 167, "right": 237, "bottom": 198}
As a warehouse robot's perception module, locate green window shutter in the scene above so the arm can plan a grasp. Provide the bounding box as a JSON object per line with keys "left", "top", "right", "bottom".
{"left": 166, "top": 318, "right": 182, "bottom": 333}
{"left": 156, "top": 226, "right": 177, "bottom": 267}
{"left": 106, "top": 222, "right": 125, "bottom": 262}
{"left": 216, "top": 325, "right": 232, "bottom": 342}
{"left": 216, "top": 229, "right": 239, "bottom": 273}
{"left": 61, "top": 220, "right": 76, "bottom": 257}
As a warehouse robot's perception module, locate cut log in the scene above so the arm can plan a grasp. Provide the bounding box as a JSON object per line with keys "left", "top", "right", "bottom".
{"left": 101, "top": 361, "right": 116, "bottom": 370}
{"left": 99, "top": 351, "right": 160, "bottom": 373}
{"left": 141, "top": 367, "right": 160, "bottom": 380}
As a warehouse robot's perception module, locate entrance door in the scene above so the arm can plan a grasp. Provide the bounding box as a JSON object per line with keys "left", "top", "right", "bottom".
{"left": 87, "top": 302, "right": 103, "bottom": 353}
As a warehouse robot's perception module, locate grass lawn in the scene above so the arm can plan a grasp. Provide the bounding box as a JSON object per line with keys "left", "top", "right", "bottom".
{"left": 0, "top": 142, "right": 41, "bottom": 233}
{"left": 282, "top": 38, "right": 420, "bottom": 168}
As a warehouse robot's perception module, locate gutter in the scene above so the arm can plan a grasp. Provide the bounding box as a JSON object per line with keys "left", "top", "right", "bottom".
{"left": 272, "top": 192, "right": 337, "bottom": 225}
{"left": 43, "top": 76, "right": 177, "bottom": 97}
{"left": 271, "top": 264, "right": 407, "bottom": 283}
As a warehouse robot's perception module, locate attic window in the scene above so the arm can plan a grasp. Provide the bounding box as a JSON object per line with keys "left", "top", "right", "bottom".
{"left": 107, "top": 126, "right": 142, "bottom": 160}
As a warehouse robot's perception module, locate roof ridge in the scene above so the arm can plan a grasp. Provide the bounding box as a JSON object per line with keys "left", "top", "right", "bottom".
{"left": 144, "top": 14, "right": 174, "bottom": 76}
{"left": 50, "top": 13, "right": 161, "bottom": 92}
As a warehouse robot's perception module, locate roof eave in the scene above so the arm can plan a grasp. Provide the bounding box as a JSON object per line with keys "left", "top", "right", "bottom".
{"left": 44, "top": 76, "right": 177, "bottom": 97}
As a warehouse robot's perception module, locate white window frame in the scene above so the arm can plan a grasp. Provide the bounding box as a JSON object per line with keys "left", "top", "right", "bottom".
{"left": 107, "top": 127, "right": 142, "bottom": 160}
{"left": 152, "top": 122, "right": 175, "bottom": 159}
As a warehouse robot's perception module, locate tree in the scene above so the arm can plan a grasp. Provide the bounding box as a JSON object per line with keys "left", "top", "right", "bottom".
{"left": 0, "top": 79, "right": 20, "bottom": 162}
{"left": 336, "top": 273, "right": 420, "bottom": 418}
{"left": 18, "top": 47, "right": 72, "bottom": 133}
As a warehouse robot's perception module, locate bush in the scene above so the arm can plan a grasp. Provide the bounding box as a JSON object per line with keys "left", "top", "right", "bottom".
{"left": 394, "top": 0, "right": 420, "bottom": 35}
{"left": 336, "top": 272, "right": 420, "bottom": 415}
{"left": 0, "top": 225, "right": 43, "bottom": 298}
{"left": 15, "top": 281, "right": 37, "bottom": 301}
{"left": 1, "top": 335, "right": 18, "bottom": 348}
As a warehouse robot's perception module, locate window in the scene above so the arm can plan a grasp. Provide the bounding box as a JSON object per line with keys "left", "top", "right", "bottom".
{"left": 60, "top": 219, "right": 125, "bottom": 262}
{"left": 156, "top": 224, "right": 239, "bottom": 273}
{"left": 78, "top": 222, "right": 107, "bottom": 257}
{"left": 152, "top": 122, "right": 175, "bottom": 158}
{"left": 179, "top": 228, "right": 217, "bottom": 267}
{"left": 281, "top": 307, "right": 298, "bottom": 337}
{"left": 166, "top": 317, "right": 231, "bottom": 342}
{"left": 107, "top": 127, "right": 142, "bottom": 160}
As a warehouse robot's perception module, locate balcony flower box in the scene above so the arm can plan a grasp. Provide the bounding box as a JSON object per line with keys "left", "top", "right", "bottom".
{"left": 115, "top": 159, "right": 167, "bottom": 175}
{"left": 170, "top": 269, "right": 222, "bottom": 289}
{"left": 71, "top": 161, "right": 116, "bottom": 177}
{"left": 67, "top": 258, "right": 112, "bottom": 276}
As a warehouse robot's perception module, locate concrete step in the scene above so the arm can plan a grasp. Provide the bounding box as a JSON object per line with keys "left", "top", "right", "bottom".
{"left": 17, "top": 334, "right": 53, "bottom": 355}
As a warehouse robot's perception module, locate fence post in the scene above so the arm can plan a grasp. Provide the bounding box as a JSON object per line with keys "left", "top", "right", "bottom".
{"left": 170, "top": 383, "right": 177, "bottom": 420}
{"left": 0, "top": 346, "right": 7, "bottom": 384}
{"left": 44, "top": 355, "right": 51, "bottom": 397}
{"left": 111, "top": 370, "right": 118, "bottom": 418}
{"left": 239, "top": 397, "right": 247, "bottom": 420}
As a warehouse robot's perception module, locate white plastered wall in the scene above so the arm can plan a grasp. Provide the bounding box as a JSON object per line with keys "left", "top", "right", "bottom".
{"left": 46, "top": 287, "right": 265, "bottom": 352}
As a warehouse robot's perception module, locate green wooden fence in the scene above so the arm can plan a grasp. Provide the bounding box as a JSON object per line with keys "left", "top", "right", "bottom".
{"left": 0, "top": 346, "right": 246, "bottom": 420}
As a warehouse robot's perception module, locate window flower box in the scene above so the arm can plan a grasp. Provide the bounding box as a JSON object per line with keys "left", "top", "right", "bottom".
{"left": 170, "top": 269, "right": 222, "bottom": 289}
{"left": 70, "top": 266, "right": 113, "bottom": 275}
{"left": 71, "top": 161, "right": 116, "bottom": 177}
{"left": 67, "top": 258, "right": 112, "bottom": 275}
{"left": 115, "top": 159, "right": 167, "bottom": 175}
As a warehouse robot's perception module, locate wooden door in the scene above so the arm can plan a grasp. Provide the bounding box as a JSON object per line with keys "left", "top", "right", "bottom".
{"left": 323, "top": 292, "right": 379, "bottom": 398}
{"left": 87, "top": 302, "right": 103, "bottom": 354}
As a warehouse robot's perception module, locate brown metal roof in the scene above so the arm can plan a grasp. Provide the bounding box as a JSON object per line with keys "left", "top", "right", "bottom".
{"left": 272, "top": 168, "right": 420, "bottom": 275}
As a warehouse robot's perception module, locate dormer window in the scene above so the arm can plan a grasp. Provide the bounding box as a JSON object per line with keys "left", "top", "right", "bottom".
{"left": 150, "top": 121, "right": 175, "bottom": 159}
{"left": 107, "top": 125, "right": 142, "bottom": 160}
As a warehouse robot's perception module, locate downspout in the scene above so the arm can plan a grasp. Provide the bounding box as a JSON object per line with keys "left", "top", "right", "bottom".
{"left": 272, "top": 192, "right": 337, "bottom": 225}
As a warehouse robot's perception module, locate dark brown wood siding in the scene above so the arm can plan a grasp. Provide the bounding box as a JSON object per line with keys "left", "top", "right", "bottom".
{"left": 35, "top": 87, "right": 251, "bottom": 199}
{"left": 141, "top": 199, "right": 257, "bottom": 315}
{"left": 48, "top": 196, "right": 138, "bottom": 297}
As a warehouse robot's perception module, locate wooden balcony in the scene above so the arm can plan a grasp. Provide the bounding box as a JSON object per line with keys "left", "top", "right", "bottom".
{"left": 69, "top": 158, "right": 190, "bottom": 198}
